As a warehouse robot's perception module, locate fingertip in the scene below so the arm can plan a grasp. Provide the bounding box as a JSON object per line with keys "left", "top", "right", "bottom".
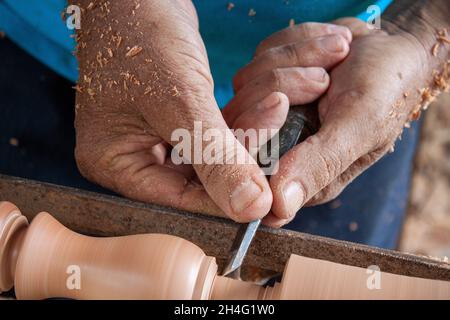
{"left": 269, "top": 153, "right": 306, "bottom": 220}
{"left": 229, "top": 175, "right": 273, "bottom": 222}
{"left": 274, "top": 91, "right": 289, "bottom": 109}
{"left": 271, "top": 178, "right": 305, "bottom": 220}
{"left": 262, "top": 212, "right": 293, "bottom": 228}
{"left": 256, "top": 91, "right": 289, "bottom": 118}
{"left": 327, "top": 24, "right": 352, "bottom": 43}
{"left": 299, "top": 67, "right": 330, "bottom": 93}
{"left": 232, "top": 91, "right": 289, "bottom": 135}
{"left": 300, "top": 67, "right": 327, "bottom": 82}
{"left": 336, "top": 34, "right": 351, "bottom": 54}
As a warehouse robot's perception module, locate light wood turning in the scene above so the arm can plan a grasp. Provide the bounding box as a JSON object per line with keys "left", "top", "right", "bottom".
{"left": 0, "top": 201, "right": 449, "bottom": 300}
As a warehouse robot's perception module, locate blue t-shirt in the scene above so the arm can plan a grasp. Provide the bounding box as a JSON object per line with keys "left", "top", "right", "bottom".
{"left": 0, "top": 0, "right": 391, "bottom": 106}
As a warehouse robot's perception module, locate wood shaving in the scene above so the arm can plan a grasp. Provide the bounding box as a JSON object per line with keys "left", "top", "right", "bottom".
{"left": 9, "top": 138, "right": 19, "bottom": 147}
{"left": 432, "top": 43, "right": 440, "bottom": 57}
{"left": 329, "top": 199, "right": 341, "bottom": 209}
{"left": 125, "top": 45, "right": 143, "bottom": 58}
{"left": 349, "top": 222, "right": 358, "bottom": 232}
{"left": 72, "top": 85, "right": 83, "bottom": 93}
{"left": 171, "top": 86, "right": 180, "bottom": 97}
{"left": 248, "top": 8, "right": 256, "bottom": 17}
{"left": 393, "top": 99, "right": 403, "bottom": 108}
{"left": 410, "top": 109, "right": 421, "bottom": 121}
{"left": 437, "top": 35, "right": 450, "bottom": 44}
{"left": 96, "top": 51, "right": 104, "bottom": 67}
{"left": 83, "top": 75, "right": 92, "bottom": 85}
{"left": 227, "top": 2, "right": 235, "bottom": 11}
{"left": 289, "top": 19, "right": 295, "bottom": 28}
{"left": 106, "top": 47, "right": 113, "bottom": 58}
{"left": 144, "top": 86, "right": 152, "bottom": 95}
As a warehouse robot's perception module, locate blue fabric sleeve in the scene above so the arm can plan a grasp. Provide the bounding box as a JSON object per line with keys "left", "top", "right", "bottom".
{"left": 0, "top": 0, "right": 77, "bottom": 81}
{"left": 0, "top": 0, "right": 391, "bottom": 92}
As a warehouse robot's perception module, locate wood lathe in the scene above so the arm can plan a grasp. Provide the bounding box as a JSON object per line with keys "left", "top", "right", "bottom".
{"left": 0, "top": 175, "right": 449, "bottom": 299}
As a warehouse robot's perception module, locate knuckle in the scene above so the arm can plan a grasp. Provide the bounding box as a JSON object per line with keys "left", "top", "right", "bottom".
{"left": 282, "top": 43, "right": 300, "bottom": 64}
{"left": 317, "top": 146, "right": 343, "bottom": 182}
{"left": 267, "top": 68, "right": 283, "bottom": 91}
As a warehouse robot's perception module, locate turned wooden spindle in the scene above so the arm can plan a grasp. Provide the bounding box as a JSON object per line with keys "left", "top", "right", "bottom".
{"left": 0, "top": 201, "right": 217, "bottom": 299}
{"left": 0, "top": 201, "right": 449, "bottom": 300}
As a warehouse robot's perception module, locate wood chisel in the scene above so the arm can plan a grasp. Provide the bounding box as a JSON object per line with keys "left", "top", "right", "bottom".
{"left": 223, "top": 104, "right": 318, "bottom": 278}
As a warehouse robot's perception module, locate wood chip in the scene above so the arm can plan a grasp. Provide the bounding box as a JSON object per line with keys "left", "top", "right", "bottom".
{"left": 9, "top": 138, "right": 19, "bottom": 147}
{"left": 248, "top": 8, "right": 256, "bottom": 17}
{"left": 438, "top": 35, "right": 450, "bottom": 44}
{"left": 227, "top": 2, "right": 235, "bottom": 11}
{"left": 349, "top": 222, "right": 358, "bottom": 232}
{"left": 171, "top": 86, "right": 180, "bottom": 96}
{"left": 116, "top": 35, "right": 122, "bottom": 48}
{"left": 125, "top": 45, "right": 143, "bottom": 58}
{"left": 289, "top": 19, "right": 295, "bottom": 28}
{"left": 87, "top": 2, "right": 94, "bottom": 10}
{"left": 0, "top": 31, "right": 5, "bottom": 39}
{"left": 72, "top": 85, "right": 83, "bottom": 93}
{"left": 432, "top": 42, "right": 440, "bottom": 57}
{"left": 106, "top": 47, "right": 113, "bottom": 58}
{"left": 411, "top": 110, "right": 421, "bottom": 121}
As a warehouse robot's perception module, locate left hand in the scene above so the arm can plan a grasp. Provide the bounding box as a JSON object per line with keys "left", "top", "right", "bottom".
{"left": 226, "top": 18, "right": 439, "bottom": 227}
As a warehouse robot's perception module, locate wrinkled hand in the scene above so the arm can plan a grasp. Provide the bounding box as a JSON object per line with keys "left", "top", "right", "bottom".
{"left": 73, "top": 0, "right": 275, "bottom": 221}
{"left": 73, "top": 1, "right": 353, "bottom": 222}
{"left": 227, "top": 18, "right": 435, "bottom": 227}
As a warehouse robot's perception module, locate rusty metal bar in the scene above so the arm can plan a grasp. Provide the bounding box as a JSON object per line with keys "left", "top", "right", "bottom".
{"left": 0, "top": 174, "right": 448, "bottom": 281}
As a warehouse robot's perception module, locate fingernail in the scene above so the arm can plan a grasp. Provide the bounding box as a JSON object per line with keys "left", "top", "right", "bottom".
{"left": 301, "top": 68, "right": 327, "bottom": 83}
{"left": 319, "top": 35, "right": 345, "bottom": 52}
{"left": 282, "top": 181, "right": 304, "bottom": 218}
{"left": 230, "top": 179, "right": 263, "bottom": 215}
{"left": 256, "top": 93, "right": 280, "bottom": 111}
{"left": 327, "top": 25, "right": 352, "bottom": 42}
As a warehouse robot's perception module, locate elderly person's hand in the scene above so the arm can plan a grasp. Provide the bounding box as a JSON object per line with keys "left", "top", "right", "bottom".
{"left": 71, "top": 1, "right": 347, "bottom": 222}
{"left": 226, "top": 16, "right": 449, "bottom": 227}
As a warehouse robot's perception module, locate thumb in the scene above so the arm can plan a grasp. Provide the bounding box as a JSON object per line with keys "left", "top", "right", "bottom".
{"left": 142, "top": 84, "right": 273, "bottom": 222}
{"left": 169, "top": 101, "right": 273, "bottom": 222}
{"left": 270, "top": 119, "right": 366, "bottom": 220}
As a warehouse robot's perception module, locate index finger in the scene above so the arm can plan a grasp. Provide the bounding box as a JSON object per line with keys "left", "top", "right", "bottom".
{"left": 255, "top": 22, "right": 352, "bottom": 57}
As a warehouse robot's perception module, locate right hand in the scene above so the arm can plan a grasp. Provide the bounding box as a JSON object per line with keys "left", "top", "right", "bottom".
{"left": 74, "top": 0, "right": 271, "bottom": 221}
{"left": 73, "top": 1, "right": 340, "bottom": 222}
{"left": 223, "top": 22, "right": 352, "bottom": 226}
